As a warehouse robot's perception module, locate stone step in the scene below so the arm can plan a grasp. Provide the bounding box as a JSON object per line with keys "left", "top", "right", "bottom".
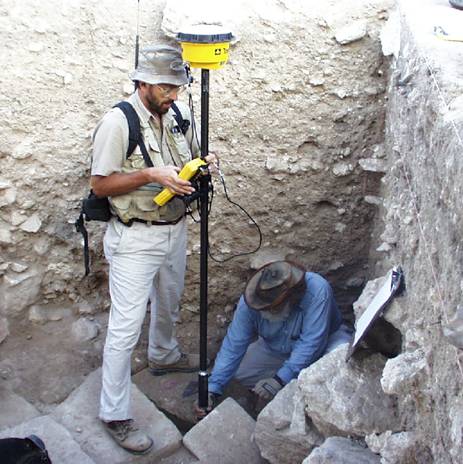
{"left": 183, "top": 397, "right": 266, "bottom": 464}
{"left": 133, "top": 368, "right": 198, "bottom": 427}
{"left": 0, "top": 415, "right": 95, "bottom": 463}
{"left": 51, "top": 368, "right": 182, "bottom": 463}
{"left": 0, "top": 385, "right": 41, "bottom": 431}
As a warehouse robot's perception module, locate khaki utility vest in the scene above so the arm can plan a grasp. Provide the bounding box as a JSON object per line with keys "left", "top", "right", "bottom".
{"left": 110, "top": 101, "right": 194, "bottom": 223}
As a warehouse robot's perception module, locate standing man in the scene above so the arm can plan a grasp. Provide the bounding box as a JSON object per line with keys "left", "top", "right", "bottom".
{"left": 92, "top": 44, "right": 213, "bottom": 454}
{"left": 198, "top": 260, "right": 352, "bottom": 415}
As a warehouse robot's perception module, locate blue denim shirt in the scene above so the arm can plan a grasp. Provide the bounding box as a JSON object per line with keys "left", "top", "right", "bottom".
{"left": 208, "top": 272, "right": 342, "bottom": 394}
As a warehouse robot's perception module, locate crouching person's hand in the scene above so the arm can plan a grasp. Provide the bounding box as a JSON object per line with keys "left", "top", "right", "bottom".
{"left": 252, "top": 376, "right": 284, "bottom": 400}
{"left": 194, "top": 392, "right": 221, "bottom": 420}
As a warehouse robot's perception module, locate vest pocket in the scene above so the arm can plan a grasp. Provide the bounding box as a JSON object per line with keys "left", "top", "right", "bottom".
{"left": 128, "top": 149, "right": 147, "bottom": 170}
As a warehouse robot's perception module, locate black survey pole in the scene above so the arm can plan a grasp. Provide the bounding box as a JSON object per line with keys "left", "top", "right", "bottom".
{"left": 198, "top": 68, "right": 210, "bottom": 409}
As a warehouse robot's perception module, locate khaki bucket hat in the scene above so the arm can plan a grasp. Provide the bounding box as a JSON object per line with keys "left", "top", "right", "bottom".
{"left": 244, "top": 261, "right": 306, "bottom": 311}
{"left": 129, "top": 44, "right": 189, "bottom": 86}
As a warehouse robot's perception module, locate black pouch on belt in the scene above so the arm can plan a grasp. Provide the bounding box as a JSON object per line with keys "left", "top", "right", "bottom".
{"left": 82, "top": 190, "right": 111, "bottom": 222}
{"left": 74, "top": 190, "right": 111, "bottom": 276}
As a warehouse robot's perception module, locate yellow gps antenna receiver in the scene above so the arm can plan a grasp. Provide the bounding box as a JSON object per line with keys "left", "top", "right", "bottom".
{"left": 177, "top": 24, "right": 233, "bottom": 70}
{"left": 175, "top": 24, "right": 233, "bottom": 419}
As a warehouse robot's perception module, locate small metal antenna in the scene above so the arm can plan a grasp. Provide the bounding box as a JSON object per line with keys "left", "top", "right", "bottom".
{"left": 134, "top": 0, "right": 140, "bottom": 90}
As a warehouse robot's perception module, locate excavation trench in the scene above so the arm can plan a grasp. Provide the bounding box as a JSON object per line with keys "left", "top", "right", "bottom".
{"left": 1, "top": 1, "right": 462, "bottom": 463}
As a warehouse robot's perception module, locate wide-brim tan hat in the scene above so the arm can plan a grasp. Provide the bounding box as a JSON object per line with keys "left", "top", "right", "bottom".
{"left": 244, "top": 261, "right": 306, "bottom": 311}
{"left": 129, "top": 44, "right": 189, "bottom": 86}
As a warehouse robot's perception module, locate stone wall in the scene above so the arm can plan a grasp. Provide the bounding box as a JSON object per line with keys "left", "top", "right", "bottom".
{"left": 370, "top": 0, "right": 463, "bottom": 461}
{"left": 0, "top": 0, "right": 391, "bottom": 406}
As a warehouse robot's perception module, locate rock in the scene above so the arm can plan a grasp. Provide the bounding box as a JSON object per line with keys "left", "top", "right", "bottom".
{"left": 183, "top": 398, "right": 265, "bottom": 464}
{"left": 1, "top": 268, "right": 42, "bottom": 316}
{"left": 449, "top": 396, "right": 463, "bottom": 462}
{"left": 0, "top": 415, "right": 95, "bottom": 463}
{"left": 10, "top": 262, "right": 28, "bottom": 272}
{"left": 11, "top": 211, "right": 27, "bottom": 226}
{"left": 76, "top": 300, "right": 97, "bottom": 316}
{"left": 20, "top": 214, "right": 42, "bottom": 232}
{"left": 380, "top": 350, "right": 427, "bottom": 396}
{"left": 133, "top": 369, "right": 198, "bottom": 425}
{"left": 332, "top": 162, "right": 354, "bottom": 177}
{"left": 0, "top": 386, "right": 40, "bottom": 430}
{"left": 298, "top": 345, "right": 400, "bottom": 437}
{"left": 376, "top": 242, "right": 392, "bottom": 252}
{"left": 29, "top": 305, "right": 48, "bottom": 325}
{"left": 0, "top": 317, "right": 9, "bottom": 344}
{"left": 71, "top": 318, "right": 99, "bottom": 342}
{"left": 365, "top": 431, "right": 426, "bottom": 464}
{"left": 304, "top": 437, "right": 380, "bottom": 463}
{"left": 255, "top": 380, "right": 323, "bottom": 464}
{"left": 364, "top": 195, "right": 383, "bottom": 206}
{"left": 358, "top": 158, "right": 387, "bottom": 173}
{"left": 334, "top": 21, "right": 368, "bottom": 45}
{"left": 11, "top": 139, "right": 34, "bottom": 160}
{"left": 0, "top": 225, "right": 13, "bottom": 245}
{"left": 442, "top": 306, "right": 463, "bottom": 349}
{"left": 0, "top": 187, "right": 16, "bottom": 207}
{"left": 265, "top": 156, "right": 291, "bottom": 174}
{"left": 52, "top": 368, "right": 182, "bottom": 463}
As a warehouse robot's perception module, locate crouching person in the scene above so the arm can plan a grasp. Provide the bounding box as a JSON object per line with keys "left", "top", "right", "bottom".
{"left": 197, "top": 260, "right": 352, "bottom": 416}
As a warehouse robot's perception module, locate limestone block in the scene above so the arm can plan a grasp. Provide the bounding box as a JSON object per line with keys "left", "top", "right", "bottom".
{"left": 1, "top": 267, "right": 42, "bottom": 316}
{"left": 298, "top": 345, "right": 400, "bottom": 437}
{"left": 303, "top": 437, "right": 380, "bottom": 464}
{"left": 332, "top": 162, "right": 354, "bottom": 177}
{"left": 28, "top": 305, "right": 48, "bottom": 324}
{"left": 0, "top": 386, "right": 40, "bottom": 430}
{"left": 255, "top": 380, "right": 323, "bottom": 464}
{"left": 52, "top": 368, "right": 182, "bottom": 463}
{"left": 366, "top": 431, "right": 425, "bottom": 464}
{"left": 0, "top": 186, "right": 16, "bottom": 208}
{"left": 334, "top": 21, "right": 367, "bottom": 45}
{"left": 20, "top": 213, "right": 42, "bottom": 233}
{"left": 0, "top": 415, "right": 95, "bottom": 463}
{"left": 0, "top": 224, "right": 13, "bottom": 245}
{"left": 364, "top": 196, "right": 383, "bottom": 206}
{"left": 358, "top": 158, "right": 387, "bottom": 173}
{"left": 71, "top": 318, "right": 99, "bottom": 342}
{"left": 0, "top": 317, "right": 9, "bottom": 344}
{"left": 133, "top": 369, "right": 198, "bottom": 425}
{"left": 449, "top": 396, "right": 463, "bottom": 462}
{"left": 380, "top": 350, "right": 427, "bottom": 396}
{"left": 443, "top": 306, "right": 463, "bottom": 350}
{"left": 183, "top": 398, "right": 264, "bottom": 464}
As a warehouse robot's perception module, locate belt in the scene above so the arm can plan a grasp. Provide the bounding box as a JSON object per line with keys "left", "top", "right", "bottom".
{"left": 116, "top": 215, "right": 184, "bottom": 227}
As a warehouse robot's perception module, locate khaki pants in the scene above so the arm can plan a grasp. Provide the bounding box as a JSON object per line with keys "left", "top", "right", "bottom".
{"left": 99, "top": 218, "right": 187, "bottom": 421}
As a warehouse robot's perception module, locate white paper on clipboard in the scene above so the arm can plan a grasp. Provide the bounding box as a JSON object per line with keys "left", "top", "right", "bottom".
{"left": 346, "top": 266, "right": 405, "bottom": 361}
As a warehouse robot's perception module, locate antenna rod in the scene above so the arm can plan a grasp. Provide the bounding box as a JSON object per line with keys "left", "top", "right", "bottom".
{"left": 134, "top": 0, "right": 140, "bottom": 89}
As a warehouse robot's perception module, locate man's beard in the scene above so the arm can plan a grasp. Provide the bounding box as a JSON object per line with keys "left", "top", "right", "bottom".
{"left": 148, "top": 98, "right": 172, "bottom": 115}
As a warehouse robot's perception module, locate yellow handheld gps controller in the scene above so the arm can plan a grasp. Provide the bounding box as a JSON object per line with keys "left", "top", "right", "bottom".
{"left": 153, "top": 158, "right": 208, "bottom": 206}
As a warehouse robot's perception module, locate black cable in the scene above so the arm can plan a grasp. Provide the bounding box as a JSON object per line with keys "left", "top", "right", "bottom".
{"left": 207, "top": 168, "right": 263, "bottom": 263}
{"left": 185, "top": 83, "right": 262, "bottom": 262}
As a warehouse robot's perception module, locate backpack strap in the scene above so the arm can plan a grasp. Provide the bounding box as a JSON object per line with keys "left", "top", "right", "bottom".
{"left": 171, "top": 102, "right": 190, "bottom": 135}
{"left": 113, "top": 101, "right": 153, "bottom": 168}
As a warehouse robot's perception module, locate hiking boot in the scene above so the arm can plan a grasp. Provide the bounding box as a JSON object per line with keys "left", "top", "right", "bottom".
{"left": 149, "top": 353, "right": 205, "bottom": 375}
{"left": 102, "top": 419, "right": 153, "bottom": 454}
